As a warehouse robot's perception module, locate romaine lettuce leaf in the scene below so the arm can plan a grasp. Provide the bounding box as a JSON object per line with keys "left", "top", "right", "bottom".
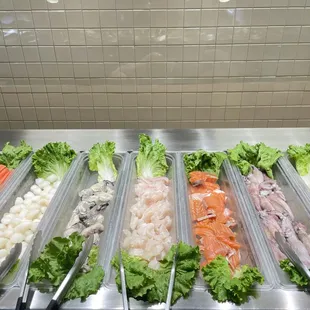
{"left": 0, "top": 140, "right": 32, "bottom": 169}
{"left": 280, "top": 259, "right": 309, "bottom": 287}
{"left": 111, "top": 242, "right": 200, "bottom": 305}
{"left": 136, "top": 134, "right": 168, "bottom": 178}
{"left": 228, "top": 141, "right": 282, "bottom": 178}
{"left": 88, "top": 141, "right": 117, "bottom": 182}
{"left": 28, "top": 233, "right": 104, "bottom": 302}
{"left": 287, "top": 144, "right": 310, "bottom": 176}
{"left": 184, "top": 150, "right": 227, "bottom": 177}
{"left": 32, "top": 142, "right": 76, "bottom": 180}
{"left": 202, "top": 256, "right": 264, "bottom": 305}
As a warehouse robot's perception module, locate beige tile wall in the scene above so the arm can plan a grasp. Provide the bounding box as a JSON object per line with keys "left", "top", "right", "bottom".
{"left": 1, "top": 0, "right": 310, "bottom": 129}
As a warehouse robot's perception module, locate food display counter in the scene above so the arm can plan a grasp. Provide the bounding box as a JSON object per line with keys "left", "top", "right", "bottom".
{"left": 0, "top": 128, "right": 310, "bottom": 310}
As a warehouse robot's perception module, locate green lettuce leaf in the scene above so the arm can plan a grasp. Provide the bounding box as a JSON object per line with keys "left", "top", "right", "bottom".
{"left": 202, "top": 256, "right": 264, "bottom": 305}
{"left": 0, "top": 140, "right": 32, "bottom": 169}
{"left": 64, "top": 265, "right": 104, "bottom": 301}
{"left": 287, "top": 144, "right": 310, "bottom": 176}
{"left": 228, "top": 141, "right": 283, "bottom": 178}
{"left": 111, "top": 250, "right": 155, "bottom": 298}
{"left": 147, "top": 242, "right": 201, "bottom": 304}
{"left": 183, "top": 150, "right": 227, "bottom": 177}
{"left": 111, "top": 242, "right": 200, "bottom": 305}
{"left": 280, "top": 259, "right": 309, "bottom": 287}
{"left": 32, "top": 142, "right": 76, "bottom": 180}
{"left": 28, "top": 233, "right": 104, "bottom": 302}
{"left": 88, "top": 142, "right": 117, "bottom": 182}
{"left": 28, "top": 233, "right": 85, "bottom": 286}
{"left": 136, "top": 134, "right": 168, "bottom": 178}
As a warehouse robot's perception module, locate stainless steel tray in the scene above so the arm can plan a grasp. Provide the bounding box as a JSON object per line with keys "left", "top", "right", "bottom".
{"left": 231, "top": 161, "right": 310, "bottom": 289}
{"left": 179, "top": 154, "right": 275, "bottom": 291}
{"left": 0, "top": 153, "right": 80, "bottom": 290}
{"left": 104, "top": 152, "right": 179, "bottom": 290}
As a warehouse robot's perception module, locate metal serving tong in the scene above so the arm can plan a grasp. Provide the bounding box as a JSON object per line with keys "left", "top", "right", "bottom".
{"left": 0, "top": 242, "right": 22, "bottom": 282}
{"left": 165, "top": 245, "right": 178, "bottom": 310}
{"left": 16, "top": 232, "right": 94, "bottom": 310}
{"left": 119, "top": 245, "right": 129, "bottom": 310}
{"left": 275, "top": 232, "right": 310, "bottom": 281}
{"left": 45, "top": 234, "right": 94, "bottom": 310}
{"left": 118, "top": 243, "right": 178, "bottom": 310}
{"left": 16, "top": 230, "right": 42, "bottom": 310}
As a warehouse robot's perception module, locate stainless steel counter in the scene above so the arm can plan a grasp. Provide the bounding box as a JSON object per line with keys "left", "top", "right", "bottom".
{"left": 0, "top": 128, "right": 308, "bottom": 151}
{"left": 0, "top": 128, "right": 310, "bottom": 310}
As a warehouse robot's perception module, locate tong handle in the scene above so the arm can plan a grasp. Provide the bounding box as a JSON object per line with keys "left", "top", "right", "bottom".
{"left": 15, "top": 297, "right": 26, "bottom": 310}
{"left": 46, "top": 299, "right": 60, "bottom": 310}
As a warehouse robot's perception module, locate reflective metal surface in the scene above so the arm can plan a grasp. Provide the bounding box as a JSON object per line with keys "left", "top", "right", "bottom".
{"left": 0, "top": 128, "right": 307, "bottom": 152}
{"left": 0, "top": 129, "right": 310, "bottom": 310}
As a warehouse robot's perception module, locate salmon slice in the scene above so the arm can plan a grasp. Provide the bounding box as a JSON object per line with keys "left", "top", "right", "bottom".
{"left": 190, "top": 199, "right": 209, "bottom": 222}
{"left": 203, "top": 230, "right": 232, "bottom": 263}
{"left": 189, "top": 171, "right": 218, "bottom": 185}
{"left": 206, "top": 221, "right": 236, "bottom": 239}
{"left": 217, "top": 235, "right": 241, "bottom": 249}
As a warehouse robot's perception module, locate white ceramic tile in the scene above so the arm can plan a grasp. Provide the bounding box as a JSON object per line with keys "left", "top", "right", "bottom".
{"left": 49, "top": 11, "right": 67, "bottom": 28}
{"left": 66, "top": 11, "right": 83, "bottom": 28}
{"left": 184, "top": 9, "right": 201, "bottom": 27}
{"left": 32, "top": 11, "right": 50, "bottom": 28}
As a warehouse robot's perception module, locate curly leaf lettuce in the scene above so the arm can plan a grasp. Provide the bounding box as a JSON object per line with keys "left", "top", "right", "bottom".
{"left": 65, "top": 265, "right": 104, "bottom": 301}
{"left": 202, "top": 256, "right": 264, "bottom": 305}
{"left": 111, "top": 250, "right": 155, "bottom": 298}
{"left": 32, "top": 142, "right": 76, "bottom": 180}
{"left": 280, "top": 259, "right": 309, "bottom": 287}
{"left": 228, "top": 141, "right": 283, "bottom": 179}
{"left": 184, "top": 150, "right": 227, "bottom": 177}
{"left": 136, "top": 134, "right": 168, "bottom": 178}
{"left": 28, "top": 233, "right": 104, "bottom": 302}
{"left": 0, "top": 140, "right": 32, "bottom": 169}
{"left": 89, "top": 141, "right": 117, "bottom": 182}
{"left": 147, "top": 242, "right": 201, "bottom": 304}
{"left": 287, "top": 144, "right": 310, "bottom": 176}
{"left": 111, "top": 242, "right": 200, "bottom": 305}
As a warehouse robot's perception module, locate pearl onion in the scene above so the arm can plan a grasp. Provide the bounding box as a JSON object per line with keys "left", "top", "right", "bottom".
{"left": 10, "top": 233, "right": 24, "bottom": 244}
{"left": 0, "top": 249, "right": 8, "bottom": 258}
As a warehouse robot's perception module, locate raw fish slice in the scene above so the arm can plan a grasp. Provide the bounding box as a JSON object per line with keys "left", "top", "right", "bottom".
{"left": 203, "top": 231, "right": 233, "bottom": 263}
{"left": 205, "top": 221, "right": 236, "bottom": 240}
{"left": 294, "top": 223, "right": 310, "bottom": 256}
{"left": 217, "top": 235, "right": 241, "bottom": 250}
{"left": 189, "top": 171, "right": 218, "bottom": 185}
{"left": 190, "top": 199, "right": 209, "bottom": 222}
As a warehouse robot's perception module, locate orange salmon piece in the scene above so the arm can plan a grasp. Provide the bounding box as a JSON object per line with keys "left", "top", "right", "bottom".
{"left": 190, "top": 199, "right": 208, "bottom": 221}
{"left": 189, "top": 171, "right": 218, "bottom": 184}
{"left": 203, "top": 231, "right": 232, "bottom": 263}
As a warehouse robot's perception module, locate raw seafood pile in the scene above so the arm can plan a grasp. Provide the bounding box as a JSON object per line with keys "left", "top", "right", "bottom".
{"left": 0, "top": 142, "right": 76, "bottom": 262}
{"left": 189, "top": 171, "right": 240, "bottom": 269}
{"left": 184, "top": 150, "right": 264, "bottom": 305}
{"left": 122, "top": 134, "right": 171, "bottom": 269}
{"left": 64, "top": 180, "right": 114, "bottom": 243}
{"left": 245, "top": 166, "right": 310, "bottom": 267}
{"left": 123, "top": 176, "right": 172, "bottom": 269}
{"left": 0, "top": 140, "right": 32, "bottom": 186}
{"left": 287, "top": 144, "right": 310, "bottom": 188}
{"left": 65, "top": 142, "right": 118, "bottom": 244}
